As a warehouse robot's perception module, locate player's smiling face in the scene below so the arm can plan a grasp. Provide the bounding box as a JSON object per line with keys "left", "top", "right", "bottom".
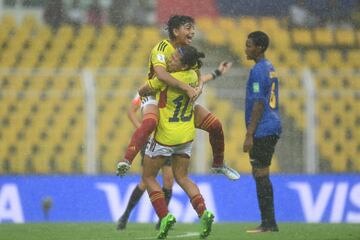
{"left": 174, "top": 23, "right": 195, "bottom": 45}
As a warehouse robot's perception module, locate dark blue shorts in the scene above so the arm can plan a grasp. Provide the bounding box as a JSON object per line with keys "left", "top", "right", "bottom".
{"left": 249, "top": 135, "right": 279, "bottom": 168}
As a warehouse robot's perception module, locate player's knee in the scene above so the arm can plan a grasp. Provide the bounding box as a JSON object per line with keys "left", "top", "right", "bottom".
{"left": 198, "top": 113, "right": 223, "bottom": 132}
{"left": 174, "top": 174, "right": 187, "bottom": 186}
{"left": 211, "top": 117, "right": 223, "bottom": 131}
{"left": 141, "top": 117, "right": 157, "bottom": 133}
{"left": 138, "top": 181, "right": 146, "bottom": 190}
{"left": 252, "top": 167, "right": 269, "bottom": 178}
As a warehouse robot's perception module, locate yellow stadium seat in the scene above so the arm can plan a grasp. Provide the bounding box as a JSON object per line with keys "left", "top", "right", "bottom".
{"left": 291, "top": 28, "right": 312, "bottom": 46}
{"left": 279, "top": 49, "right": 302, "bottom": 68}
{"left": 258, "top": 17, "right": 281, "bottom": 32}
{"left": 313, "top": 28, "right": 334, "bottom": 47}
{"left": 356, "top": 30, "right": 360, "bottom": 45}
{"left": 196, "top": 17, "right": 214, "bottom": 33}
{"left": 335, "top": 28, "right": 355, "bottom": 46}
{"left": 303, "top": 50, "right": 323, "bottom": 68}
{"left": 326, "top": 49, "right": 345, "bottom": 69}
{"left": 271, "top": 29, "right": 291, "bottom": 49}
{"left": 346, "top": 50, "right": 360, "bottom": 69}
{"left": 217, "top": 17, "right": 237, "bottom": 32}
{"left": 239, "top": 17, "right": 258, "bottom": 32}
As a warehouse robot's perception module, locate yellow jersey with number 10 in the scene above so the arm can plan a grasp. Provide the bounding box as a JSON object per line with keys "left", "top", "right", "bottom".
{"left": 147, "top": 70, "right": 198, "bottom": 146}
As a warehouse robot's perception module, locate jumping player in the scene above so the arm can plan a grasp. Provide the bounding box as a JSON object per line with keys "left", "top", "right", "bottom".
{"left": 117, "top": 15, "right": 239, "bottom": 181}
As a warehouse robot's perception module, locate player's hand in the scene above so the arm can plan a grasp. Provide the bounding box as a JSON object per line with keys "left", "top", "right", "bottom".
{"left": 243, "top": 134, "right": 253, "bottom": 152}
{"left": 192, "top": 87, "right": 202, "bottom": 102}
{"left": 186, "top": 87, "right": 200, "bottom": 102}
{"left": 218, "top": 61, "right": 233, "bottom": 75}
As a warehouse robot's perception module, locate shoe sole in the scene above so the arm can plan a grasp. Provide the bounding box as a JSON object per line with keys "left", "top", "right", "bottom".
{"left": 212, "top": 167, "right": 240, "bottom": 180}
{"left": 117, "top": 164, "right": 130, "bottom": 176}
{"left": 116, "top": 218, "right": 127, "bottom": 230}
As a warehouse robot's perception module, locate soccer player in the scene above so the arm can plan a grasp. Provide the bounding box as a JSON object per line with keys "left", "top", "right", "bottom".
{"left": 242, "top": 31, "right": 281, "bottom": 233}
{"left": 117, "top": 15, "right": 240, "bottom": 180}
{"left": 139, "top": 45, "right": 214, "bottom": 239}
{"left": 116, "top": 94, "right": 173, "bottom": 231}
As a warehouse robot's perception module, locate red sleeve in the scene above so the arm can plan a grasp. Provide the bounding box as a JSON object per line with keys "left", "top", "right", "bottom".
{"left": 132, "top": 96, "right": 141, "bottom": 107}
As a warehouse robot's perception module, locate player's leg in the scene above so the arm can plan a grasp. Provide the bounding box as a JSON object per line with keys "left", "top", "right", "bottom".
{"left": 117, "top": 144, "right": 148, "bottom": 230}
{"left": 117, "top": 100, "right": 159, "bottom": 176}
{"left": 116, "top": 181, "right": 146, "bottom": 230}
{"left": 246, "top": 135, "right": 279, "bottom": 233}
{"left": 194, "top": 104, "right": 240, "bottom": 180}
{"left": 142, "top": 144, "right": 176, "bottom": 239}
{"left": 155, "top": 161, "right": 174, "bottom": 230}
{"left": 171, "top": 153, "right": 214, "bottom": 238}
{"left": 161, "top": 163, "right": 174, "bottom": 205}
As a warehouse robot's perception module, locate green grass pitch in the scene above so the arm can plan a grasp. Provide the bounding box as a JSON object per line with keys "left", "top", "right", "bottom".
{"left": 0, "top": 223, "right": 359, "bottom": 240}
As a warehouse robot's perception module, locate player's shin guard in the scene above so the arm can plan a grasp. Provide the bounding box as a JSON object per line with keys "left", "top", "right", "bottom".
{"left": 255, "top": 175, "right": 277, "bottom": 227}
{"left": 149, "top": 191, "right": 169, "bottom": 219}
{"left": 124, "top": 114, "right": 157, "bottom": 163}
{"left": 199, "top": 113, "right": 224, "bottom": 167}
{"left": 191, "top": 194, "right": 206, "bottom": 217}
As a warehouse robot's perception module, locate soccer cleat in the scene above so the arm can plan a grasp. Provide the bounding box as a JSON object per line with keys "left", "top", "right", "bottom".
{"left": 116, "top": 160, "right": 131, "bottom": 176}
{"left": 199, "top": 210, "right": 215, "bottom": 239}
{"left": 116, "top": 215, "right": 128, "bottom": 230}
{"left": 157, "top": 213, "right": 176, "bottom": 239}
{"left": 211, "top": 165, "right": 240, "bottom": 180}
{"left": 246, "top": 225, "right": 279, "bottom": 233}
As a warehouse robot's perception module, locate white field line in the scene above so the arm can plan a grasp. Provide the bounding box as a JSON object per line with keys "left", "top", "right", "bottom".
{"left": 136, "top": 231, "right": 199, "bottom": 239}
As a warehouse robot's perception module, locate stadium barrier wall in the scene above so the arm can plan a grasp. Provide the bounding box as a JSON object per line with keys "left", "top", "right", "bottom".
{"left": 0, "top": 174, "right": 359, "bottom": 223}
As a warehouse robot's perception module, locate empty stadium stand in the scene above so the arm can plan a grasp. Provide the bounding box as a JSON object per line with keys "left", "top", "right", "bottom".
{"left": 0, "top": 14, "right": 359, "bottom": 174}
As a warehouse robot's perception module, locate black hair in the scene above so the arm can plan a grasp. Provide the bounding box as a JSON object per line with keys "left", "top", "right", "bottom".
{"left": 178, "top": 45, "right": 205, "bottom": 69}
{"left": 166, "top": 15, "right": 195, "bottom": 40}
{"left": 248, "top": 31, "right": 269, "bottom": 52}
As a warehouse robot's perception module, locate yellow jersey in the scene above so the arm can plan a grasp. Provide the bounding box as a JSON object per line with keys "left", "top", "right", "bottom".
{"left": 147, "top": 39, "right": 175, "bottom": 80}
{"left": 147, "top": 70, "right": 198, "bottom": 146}
{"left": 146, "top": 39, "right": 200, "bottom": 80}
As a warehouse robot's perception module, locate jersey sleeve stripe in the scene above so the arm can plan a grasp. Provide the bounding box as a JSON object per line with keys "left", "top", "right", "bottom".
{"left": 157, "top": 41, "right": 168, "bottom": 52}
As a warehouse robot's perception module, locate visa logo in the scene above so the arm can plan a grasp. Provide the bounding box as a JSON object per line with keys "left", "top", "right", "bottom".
{"left": 288, "top": 182, "right": 360, "bottom": 223}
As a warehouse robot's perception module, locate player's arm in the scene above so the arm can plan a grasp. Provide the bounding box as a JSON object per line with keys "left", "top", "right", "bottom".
{"left": 127, "top": 99, "right": 141, "bottom": 128}
{"left": 138, "top": 82, "right": 156, "bottom": 97}
{"left": 154, "top": 66, "right": 199, "bottom": 101}
{"left": 201, "top": 61, "right": 233, "bottom": 84}
{"left": 243, "top": 101, "right": 264, "bottom": 152}
{"left": 138, "top": 82, "right": 153, "bottom": 97}
{"left": 138, "top": 77, "right": 164, "bottom": 97}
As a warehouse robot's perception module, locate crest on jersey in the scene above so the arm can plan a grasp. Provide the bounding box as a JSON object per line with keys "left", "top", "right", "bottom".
{"left": 253, "top": 82, "right": 260, "bottom": 93}
{"left": 157, "top": 54, "right": 165, "bottom": 63}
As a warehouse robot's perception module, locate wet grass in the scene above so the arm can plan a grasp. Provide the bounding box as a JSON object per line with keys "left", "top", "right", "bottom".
{"left": 0, "top": 222, "right": 359, "bottom": 240}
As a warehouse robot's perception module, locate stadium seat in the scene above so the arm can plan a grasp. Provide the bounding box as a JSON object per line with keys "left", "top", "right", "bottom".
{"left": 304, "top": 50, "right": 323, "bottom": 69}
{"left": 271, "top": 29, "right": 291, "bottom": 49}
{"left": 326, "top": 50, "right": 345, "bottom": 69}
{"left": 346, "top": 49, "right": 360, "bottom": 69}
{"left": 279, "top": 49, "right": 302, "bottom": 68}
{"left": 291, "top": 28, "right": 313, "bottom": 47}
{"left": 313, "top": 28, "right": 334, "bottom": 47}
{"left": 258, "top": 17, "right": 281, "bottom": 32}
{"left": 334, "top": 28, "right": 356, "bottom": 47}
{"left": 238, "top": 17, "right": 258, "bottom": 32}
{"left": 218, "top": 17, "right": 237, "bottom": 32}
